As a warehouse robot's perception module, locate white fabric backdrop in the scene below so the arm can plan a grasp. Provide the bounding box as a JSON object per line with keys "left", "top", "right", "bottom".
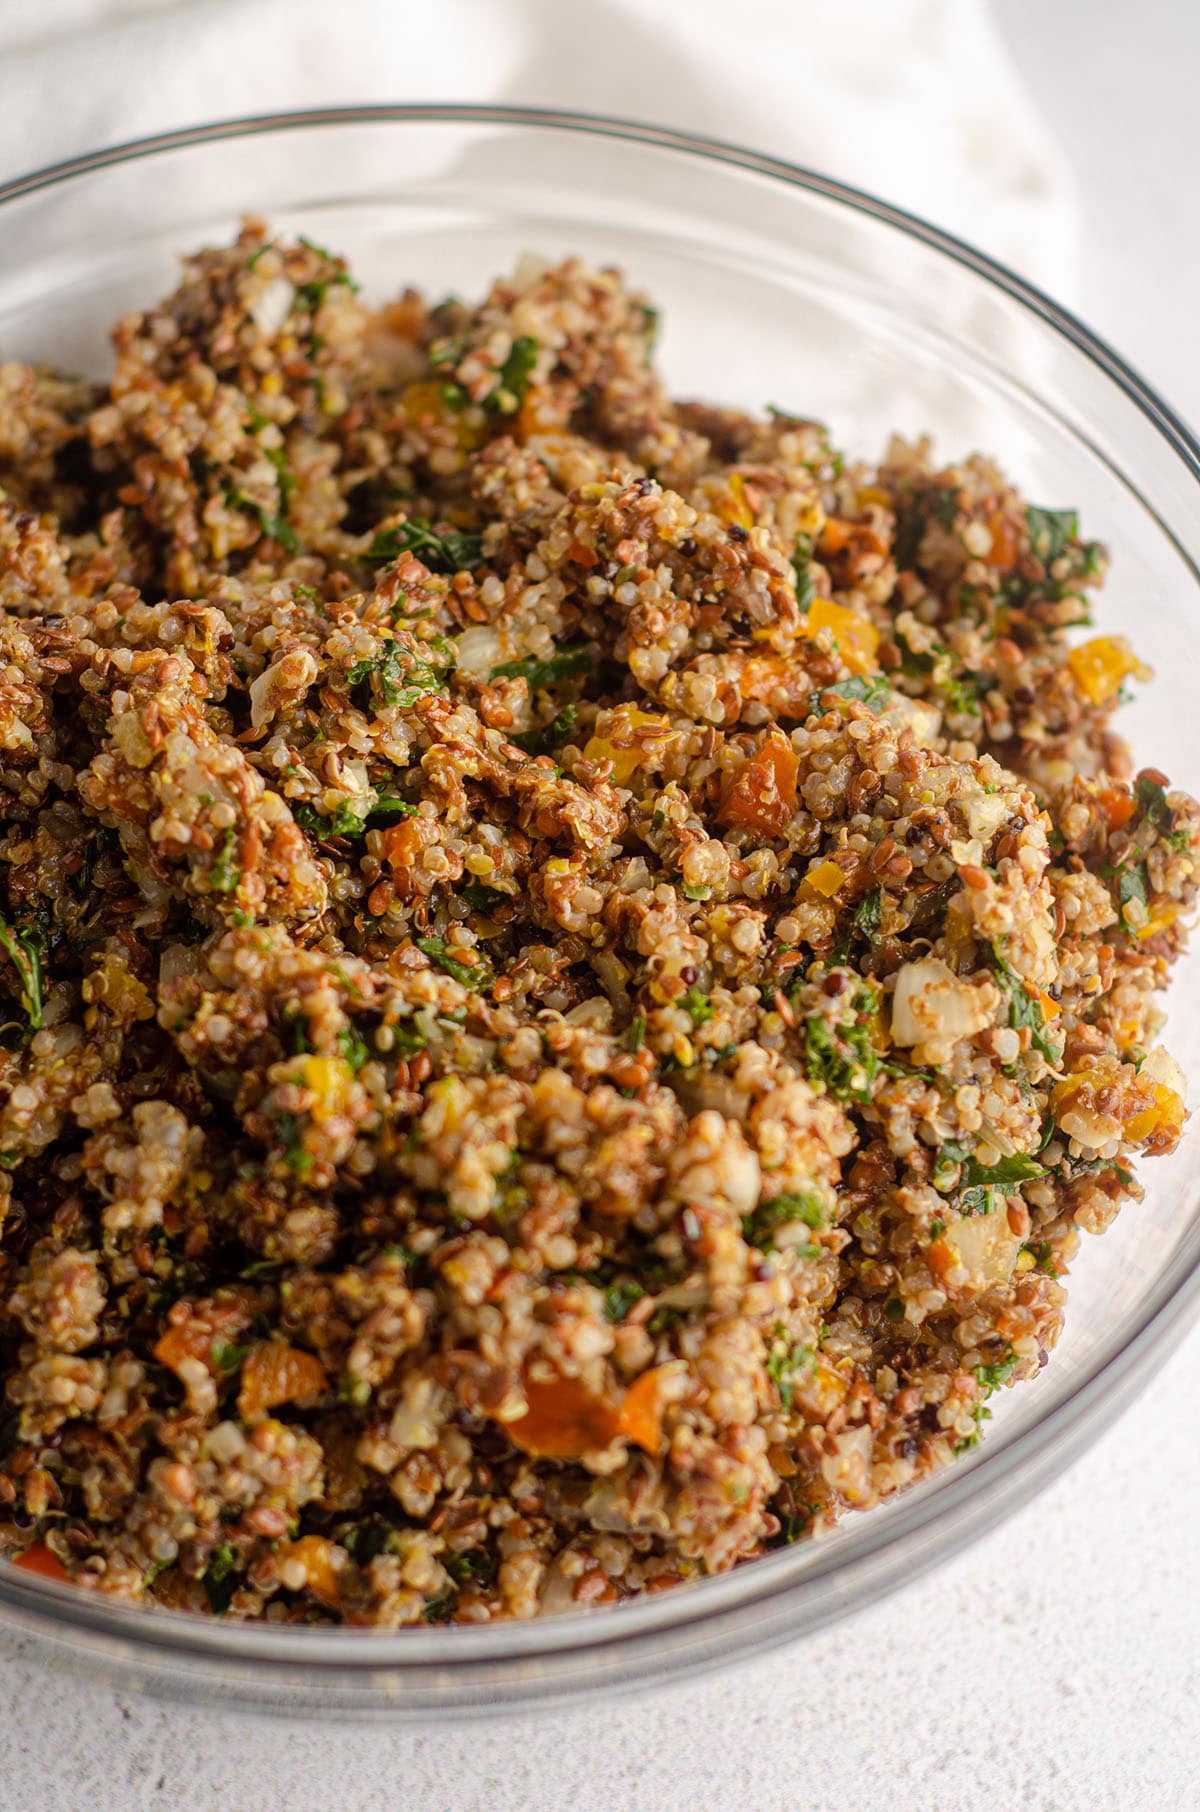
{"left": 0, "top": 0, "right": 1075, "bottom": 293}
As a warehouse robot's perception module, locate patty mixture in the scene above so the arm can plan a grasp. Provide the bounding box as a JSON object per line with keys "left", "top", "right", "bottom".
{"left": 0, "top": 225, "right": 1193, "bottom": 1626}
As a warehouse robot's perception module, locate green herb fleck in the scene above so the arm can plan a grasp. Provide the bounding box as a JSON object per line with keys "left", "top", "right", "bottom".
{"left": 208, "top": 828, "right": 240, "bottom": 895}
{"left": 765, "top": 1327, "right": 815, "bottom": 1411}
{"left": 680, "top": 987, "right": 714, "bottom": 1028}
{"left": 602, "top": 1280, "right": 646, "bottom": 1324}
{"left": 202, "top": 1540, "right": 240, "bottom": 1615}
{"left": 624, "top": 1014, "right": 647, "bottom": 1054}
{"left": 336, "top": 1026, "right": 370, "bottom": 1072}
{"left": 809, "top": 674, "right": 892, "bottom": 717}
{"left": 975, "top": 1352, "right": 1018, "bottom": 1396}
{"left": 210, "top": 1339, "right": 249, "bottom": 1373}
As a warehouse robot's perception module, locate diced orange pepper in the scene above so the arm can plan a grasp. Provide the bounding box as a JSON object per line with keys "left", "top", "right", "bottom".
{"left": 1125, "top": 1084, "right": 1185, "bottom": 1144}
{"left": 719, "top": 734, "right": 799, "bottom": 839}
{"left": 1066, "top": 636, "right": 1151, "bottom": 706}
{"left": 400, "top": 381, "right": 486, "bottom": 451}
{"left": 503, "top": 1372, "right": 624, "bottom": 1459}
{"left": 584, "top": 707, "right": 671, "bottom": 785}
{"left": 1034, "top": 986, "right": 1061, "bottom": 1021}
{"left": 718, "top": 472, "right": 753, "bottom": 529}
{"left": 1097, "top": 786, "right": 1136, "bottom": 832}
{"left": 297, "top": 1054, "right": 354, "bottom": 1121}
{"left": 805, "top": 858, "right": 845, "bottom": 899}
{"left": 12, "top": 1543, "right": 69, "bottom": 1582}
{"left": 618, "top": 1366, "right": 671, "bottom": 1454}
{"left": 274, "top": 1535, "right": 343, "bottom": 1609}
{"left": 1135, "top": 905, "right": 1179, "bottom": 943}
{"left": 238, "top": 1342, "right": 328, "bottom": 1420}
{"left": 799, "top": 597, "right": 880, "bottom": 676}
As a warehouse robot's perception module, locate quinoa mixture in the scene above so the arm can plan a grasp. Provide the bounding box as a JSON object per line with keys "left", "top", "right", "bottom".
{"left": 0, "top": 224, "right": 1193, "bottom": 1627}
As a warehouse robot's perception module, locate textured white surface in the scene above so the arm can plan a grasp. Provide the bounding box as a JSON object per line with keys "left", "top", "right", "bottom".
{"left": 3, "top": 3, "right": 1200, "bottom": 1808}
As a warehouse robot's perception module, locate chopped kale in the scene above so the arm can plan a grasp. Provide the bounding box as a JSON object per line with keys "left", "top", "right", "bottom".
{"left": 1117, "top": 861, "right": 1149, "bottom": 930}
{"left": 416, "top": 937, "right": 491, "bottom": 989}
{"left": 491, "top": 644, "right": 593, "bottom": 689}
{"left": 742, "top": 1191, "right": 825, "bottom": 1251}
{"left": 1026, "top": 504, "right": 1078, "bottom": 565}
{"left": 990, "top": 944, "right": 1062, "bottom": 1065}
{"left": 0, "top": 919, "right": 46, "bottom": 1038}
{"left": 487, "top": 335, "right": 539, "bottom": 413}
{"left": 510, "top": 702, "right": 579, "bottom": 756}
{"left": 791, "top": 533, "right": 816, "bottom": 609}
{"left": 801, "top": 989, "right": 882, "bottom": 1103}
{"left": 366, "top": 518, "right": 483, "bottom": 573}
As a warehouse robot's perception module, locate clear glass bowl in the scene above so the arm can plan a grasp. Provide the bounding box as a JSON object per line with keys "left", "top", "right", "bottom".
{"left": 1, "top": 105, "right": 1198, "bottom": 1720}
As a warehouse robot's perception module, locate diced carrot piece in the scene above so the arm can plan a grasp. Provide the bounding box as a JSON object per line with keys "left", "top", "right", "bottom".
{"left": 1034, "top": 986, "right": 1061, "bottom": 1021}
{"left": 12, "top": 1543, "right": 69, "bottom": 1582}
{"left": 380, "top": 818, "right": 423, "bottom": 871}
{"left": 1066, "top": 636, "right": 1151, "bottom": 706}
{"left": 1097, "top": 786, "right": 1136, "bottom": 832}
{"left": 719, "top": 734, "right": 799, "bottom": 839}
{"left": 503, "top": 1372, "right": 624, "bottom": 1458}
{"left": 805, "top": 858, "right": 845, "bottom": 899}
{"left": 985, "top": 511, "right": 1019, "bottom": 571}
{"left": 154, "top": 1295, "right": 254, "bottom": 1380}
{"left": 618, "top": 1366, "right": 671, "bottom": 1454}
{"left": 800, "top": 597, "right": 880, "bottom": 676}
{"left": 817, "top": 516, "right": 854, "bottom": 555}
{"left": 238, "top": 1342, "right": 328, "bottom": 1420}
{"left": 514, "top": 384, "right": 561, "bottom": 442}
{"left": 274, "top": 1535, "right": 342, "bottom": 1609}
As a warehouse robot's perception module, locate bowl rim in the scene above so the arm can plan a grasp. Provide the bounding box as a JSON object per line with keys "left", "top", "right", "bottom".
{"left": 1, "top": 101, "right": 1199, "bottom": 1703}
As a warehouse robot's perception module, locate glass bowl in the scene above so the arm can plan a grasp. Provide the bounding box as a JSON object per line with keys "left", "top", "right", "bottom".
{"left": 1, "top": 105, "right": 1198, "bottom": 1721}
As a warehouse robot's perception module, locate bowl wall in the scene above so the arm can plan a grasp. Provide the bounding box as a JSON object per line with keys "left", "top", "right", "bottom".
{"left": 1, "top": 107, "right": 1198, "bottom": 1718}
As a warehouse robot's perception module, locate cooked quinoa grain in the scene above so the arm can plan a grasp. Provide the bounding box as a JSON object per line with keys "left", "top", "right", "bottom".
{"left": 0, "top": 223, "right": 1193, "bottom": 1624}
